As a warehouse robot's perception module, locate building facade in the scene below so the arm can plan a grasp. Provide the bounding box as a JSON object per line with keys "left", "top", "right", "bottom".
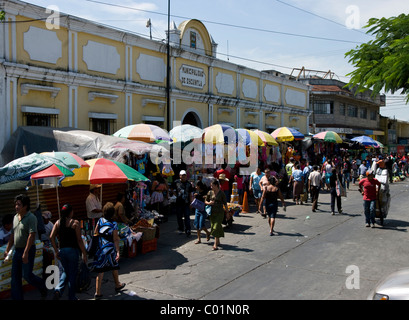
{"left": 0, "top": 0, "right": 310, "bottom": 163}
{"left": 381, "top": 116, "right": 409, "bottom": 155}
{"left": 300, "top": 77, "right": 385, "bottom": 140}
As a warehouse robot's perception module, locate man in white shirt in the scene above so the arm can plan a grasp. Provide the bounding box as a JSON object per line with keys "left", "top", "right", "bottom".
{"left": 308, "top": 165, "right": 322, "bottom": 212}
{"left": 40, "top": 211, "right": 54, "bottom": 243}
{"left": 86, "top": 184, "right": 103, "bottom": 220}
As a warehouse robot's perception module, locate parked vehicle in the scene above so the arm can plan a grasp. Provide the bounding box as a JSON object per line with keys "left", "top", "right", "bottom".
{"left": 368, "top": 268, "right": 409, "bottom": 300}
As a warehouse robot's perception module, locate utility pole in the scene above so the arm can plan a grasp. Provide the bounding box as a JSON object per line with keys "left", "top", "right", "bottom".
{"left": 146, "top": 18, "right": 152, "bottom": 40}
{"left": 166, "top": 0, "right": 171, "bottom": 131}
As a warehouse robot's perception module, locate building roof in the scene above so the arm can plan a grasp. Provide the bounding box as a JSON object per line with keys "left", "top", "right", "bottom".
{"left": 311, "top": 85, "right": 351, "bottom": 95}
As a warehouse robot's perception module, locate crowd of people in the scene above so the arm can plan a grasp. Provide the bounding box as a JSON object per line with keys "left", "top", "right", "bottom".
{"left": 1, "top": 144, "right": 408, "bottom": 300}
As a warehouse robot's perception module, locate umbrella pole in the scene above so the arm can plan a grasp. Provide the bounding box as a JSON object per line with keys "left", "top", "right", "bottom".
{"left": 36, "top": 180, "right": 39, "bottom": 207}
{"left": 55, "top": 178, "right": 61, "bottom": 218}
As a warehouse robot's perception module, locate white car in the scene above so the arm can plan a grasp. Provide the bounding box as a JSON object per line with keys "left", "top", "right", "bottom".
{"left": 368, "top": 268, "right": 409, "bottom": 300}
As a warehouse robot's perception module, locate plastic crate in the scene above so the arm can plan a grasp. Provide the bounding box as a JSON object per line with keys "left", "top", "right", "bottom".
{"left": 140, "top": 238, "right": 157, "bottom": 254}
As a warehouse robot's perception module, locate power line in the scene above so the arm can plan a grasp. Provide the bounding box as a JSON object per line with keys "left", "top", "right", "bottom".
{"left": 0, "top": 1, "right": 355, "bottom": 76}
{"left": 84, "top": 0, "right": 363, "bottom": 44}
{"left": 216, "top": 51, "right": 294, "bottom": 70}
{"left": 275, "top": 0, "right": 369, "bottom": 36}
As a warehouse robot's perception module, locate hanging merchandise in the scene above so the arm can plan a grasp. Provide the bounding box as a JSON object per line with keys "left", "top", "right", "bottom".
{"left": 161, "top": 163, "right": 174, "bottom": 178}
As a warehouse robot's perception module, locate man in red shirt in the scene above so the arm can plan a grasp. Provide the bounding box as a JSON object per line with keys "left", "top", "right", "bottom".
{"left": 358, "top": 170, "right": 381, "bottom": 228}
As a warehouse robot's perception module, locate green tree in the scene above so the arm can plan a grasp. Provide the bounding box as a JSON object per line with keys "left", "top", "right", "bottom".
{"left": 0, "top": 11, "right": 5, "bottom": 21}
{"left": 345, "top": 14, "right": 409, "bottom": 101}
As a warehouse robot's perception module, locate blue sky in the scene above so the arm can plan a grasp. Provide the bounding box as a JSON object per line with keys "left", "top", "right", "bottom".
{"left": 24, "top": 0, "right": 409, "bottom": 121}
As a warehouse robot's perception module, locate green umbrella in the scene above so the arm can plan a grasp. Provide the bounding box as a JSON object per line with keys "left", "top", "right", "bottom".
{"left": 42, "top": 151, "right": 89, "bottom": 169}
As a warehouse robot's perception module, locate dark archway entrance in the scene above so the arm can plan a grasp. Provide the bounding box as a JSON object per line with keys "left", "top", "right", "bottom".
{"left": 182, "top": 111, "right": 202, "bottom": 128}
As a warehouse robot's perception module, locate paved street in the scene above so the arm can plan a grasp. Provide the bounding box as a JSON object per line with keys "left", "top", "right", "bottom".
{"left": 25, "top": 180, "right": 409, "bottom": 301}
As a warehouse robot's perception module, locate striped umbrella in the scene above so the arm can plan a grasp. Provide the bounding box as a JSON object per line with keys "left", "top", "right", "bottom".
{"left": 61, "top": 158, "right": 149, "bottom": 187}
{"left": 313, "top": 131, "right": 343, "bottom": 144}
{"left": 86, "top": 158, "right": 149, "bottom": 184}
{"left": 235, "top": 129, "right": 264, "bottom": 146}
{"left": 31, "top": 164, "right": 74, "bottom": 217}
{"left": 271, "top": 127, "right": 304, "bottom": 142}
{"left": 113, "top": 124, "right": 172, "bottom": 143}
{"left": 252, "top": 129, "right": 278, "bottom": 146}
{"left": 203, "top": 124, "right": 237, "bottom": 144}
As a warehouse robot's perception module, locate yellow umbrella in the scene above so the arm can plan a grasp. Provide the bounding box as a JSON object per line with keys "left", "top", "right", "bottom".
{"left": 252, "top": 129, "right": 278, "bottom": 146}
{"left": 271, "top": 127, "right": 304, "bottom": 142}
{"left": 203, "top": 124, "right": 237, "bottom": 145}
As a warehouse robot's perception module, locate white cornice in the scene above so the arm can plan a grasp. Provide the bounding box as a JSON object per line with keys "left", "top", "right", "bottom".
{"left": 88, "top": 91, "right": 119, "bottom": 104}
{"left": 3, "top": 61, "right": 310, "bottom": 117}
{"left": 21, "top": 83, "right": 61, "bottom": 98}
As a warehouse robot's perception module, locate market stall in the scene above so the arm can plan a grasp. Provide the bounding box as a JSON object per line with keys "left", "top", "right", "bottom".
{"left": 0, "top": 240, "right": 44, "bottom": 299}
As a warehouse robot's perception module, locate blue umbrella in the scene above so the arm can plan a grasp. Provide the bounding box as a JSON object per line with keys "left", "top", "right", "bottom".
{"left": 351, "top": 135, "right": 377, "bottom": 147}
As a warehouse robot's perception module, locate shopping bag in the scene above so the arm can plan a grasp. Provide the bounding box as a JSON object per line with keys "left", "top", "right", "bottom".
{"left": 87, "top": 235, "right": 99, "bottom": 258}
{"left": 205, "top": 205, "right": 212, "bottom": 217}
{"left": 191, "top": 198, "right": 205, "bottom": 211}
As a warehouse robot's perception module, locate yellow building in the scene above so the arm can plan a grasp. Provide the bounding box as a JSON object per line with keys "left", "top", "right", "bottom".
{"left": 0, "top": 0, "right": 310, "bottom": 164}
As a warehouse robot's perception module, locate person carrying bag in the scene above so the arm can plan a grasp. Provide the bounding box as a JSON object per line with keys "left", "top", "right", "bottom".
{"left": 192, "top": 181, "right": 211, "bottom": 244}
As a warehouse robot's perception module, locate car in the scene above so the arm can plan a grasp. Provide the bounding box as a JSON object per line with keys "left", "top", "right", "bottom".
{"left": 368, "top": 268, "right": 409, "bottom": 300}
